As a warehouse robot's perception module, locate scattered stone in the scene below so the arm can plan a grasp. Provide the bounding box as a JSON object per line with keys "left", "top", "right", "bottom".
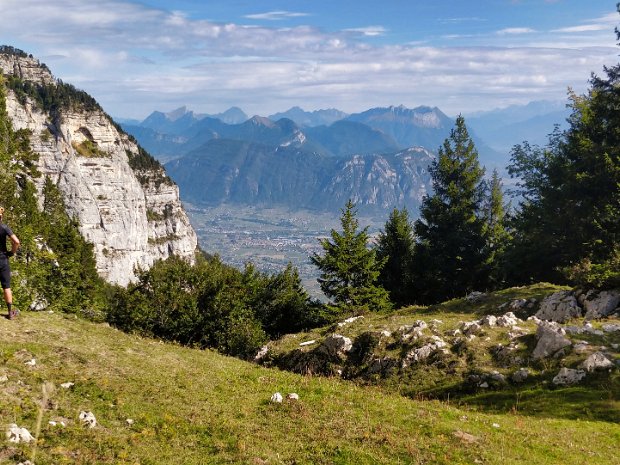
{"left": 583, "top": 290, "right": 620, "bottom": 320}
{"left": 552, "top": 367, "right": 586, "bottom": 385}
{"left": 29, "top": 296, "right": 49, "bottom": 311}
{"left": 254, "top": 345, "right": 269, "bottom": 362}
{"left": 126, "top": 418, "right": 134, "bottom": 425}
{"left": 299, "top": 340, "right": 316, "bottom": 347}
{"left": 511, "top": 368, "right": 529, "bottom": 383}
{"left": 581, "top": 352, "right": 614, "bottom": 372}
{"left": 0, "top": 374, "right": 8, "bottom": 383}
{"left": 446, "top": 329, "right": 462, "bottom": 337}
{"left": 402, "top": 336, "right": 448, "bottom": 367}
{"left": 60, "top": 382, "right": 75, "bottom": 389}
{"left": 337, "top": 315, "right": 364, "bottom": 327}
{"left": 602, "top": 324, "right": 620, "bottom": 333}
{"left": 466, "top": 291, "right": 486, "bottom": 303}
{"left": 379, "top": 330, "right": 392, "bottom": 338}
{"left": 563, "top": 326, "right": 584, "bottom": 335}
{"left": 321, "top": 334, "right": 353, "bottom": 357}
{"left": 573, "top": 342, "right": 589, "bottom": 354}
{"left": 24, "top": 358, "right": 36, "bottom": 367}
{"left": 400, "top": 321, "right": 428, "bottom": 342}
{"left": 492, "top": 423, "right": 500, "bottom": 428}
{"left": 479, "top": 315, "right": 497, "bottom": 327}
{"left": 453, "top": 430, "right": 479, "bottom": 444}
{"left": 270, "top": 392, "right": 283, "bottom": 403}
{"left": 461, "top": 321, "right": 482, "bottom": 336}
{"left": 6, "top": 424, "right": 34, "bottom": 443}
{"left": 17, "top": 461, "right": 34, "bottom": 465}
{"left": 79, "top": 411, "right": 97, "bottom": 428}
{"left": 479, "top": 382, "right": 489, "bottom": 388}
{"left": 536, "top": 291, "right": 581, "bottom": 323}
{"left": 496, "top": 312, "right": 521, "bottom": 327}
{"left": 488, "top": 371, "right": 506, "bottom": 383}
{"left": 532, "top": 321, "right": 572, "bottom": 360}
{"left": 286, "top": 393, "right": 299, "bottom": 401}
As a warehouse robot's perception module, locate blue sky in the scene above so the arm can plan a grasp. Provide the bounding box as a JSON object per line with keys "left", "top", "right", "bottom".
{"left": 1, "top": 0, "right": 618, "bottom": 119}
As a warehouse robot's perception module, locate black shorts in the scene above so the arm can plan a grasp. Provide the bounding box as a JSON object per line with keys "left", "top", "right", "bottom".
{"left": 0, "top": 256, "right": 10, "bottom": 289}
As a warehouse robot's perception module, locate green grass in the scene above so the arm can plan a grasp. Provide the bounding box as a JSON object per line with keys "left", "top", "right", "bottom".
{"left": 1, "top": 311, "right": 619, "bottom": 464}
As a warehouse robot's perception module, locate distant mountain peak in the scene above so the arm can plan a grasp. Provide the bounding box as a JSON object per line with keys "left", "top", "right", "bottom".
{"left": 165, "top": 106, "right": 190, "bottom": 121}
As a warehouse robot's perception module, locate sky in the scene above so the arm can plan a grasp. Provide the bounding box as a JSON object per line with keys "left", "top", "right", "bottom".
{"left": 1, "top": 0, "right": 618, "bottom": 120}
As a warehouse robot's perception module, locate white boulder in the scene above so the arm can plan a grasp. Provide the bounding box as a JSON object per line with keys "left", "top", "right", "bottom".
{"left": 581, "top": 352, "right": 614, "bottom": 372}
{"left": 532, "top": 321, "right": 571, "bottom": 360}
{"left": 79, "top": 411, "right": 97, "bottom": 428}
{"left": 496, "top": 312, "right": 521, "bottom": 327}
{"left": 552, "top": 367, "right": 586, "bottom": 385}
{"left": 535, "top": 291, "right": 581, "bottom": 323}
{"left": 270, "top": 392, "right": 283, "bottom": 403}
{"left": 583, "top": 290, "right": 620, "bottom": 320}
{"left": 6, "top": 424, "right": 34, "bottom": 443}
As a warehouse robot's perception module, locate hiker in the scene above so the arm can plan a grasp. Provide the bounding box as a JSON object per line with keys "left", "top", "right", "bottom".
{"left": 0, "top": 206, "right": 20, "bottom": 319}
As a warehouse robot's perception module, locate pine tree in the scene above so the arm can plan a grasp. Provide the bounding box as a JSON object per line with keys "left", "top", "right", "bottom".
{"left": 311, "top": 200, "right": 391, "bottom": 313}
{"left": 412, "top": 115, "right": 488, "bottom": 303}
{"left": 376, "top": 207, "right": 416, "bottom": 307}
{"left": 482, "top": 169, "right": 510, "bottom": 288}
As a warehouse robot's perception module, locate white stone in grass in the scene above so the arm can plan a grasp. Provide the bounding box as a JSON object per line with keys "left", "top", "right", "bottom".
{"left": 492, "top": 423, "right": 500, "bottom": 428}
{"left": 511, "top": 368, "right": 529, "bottom": 383}
{"left": 581, "top": 352, "right": 614, "bottom": 372}
{"left": 6, "top": 424, "right": 34, "bottom": 443}
{"left": 299, "top": 340, "right": 316, "bottom": 347}
{"left": 60, "top": 382, "right": 75, "bottom": 389}
{"left": 24, "top": 359, "right": 36, "bottom": 366}
{"left": 286, "top": 393, "right": 300, "bottom": 401}
{"left": 552, "top": 367, "right": 586, "bottom": 385}
{"left": 270, "top": 392, "right": 283, "bottom": 403}
{"left": 0, "top": 374, "right": 8, "bottom": 383}
{"left": 79, "top": 411, "right": 97, "bottom": 428}
{"left": 126, "top": 418, "right": 134, "bottom": 425}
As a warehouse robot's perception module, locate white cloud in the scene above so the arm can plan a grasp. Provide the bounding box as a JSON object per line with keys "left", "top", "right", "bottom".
{"left": 343, "top": 26, "right": 388, "bottom": 37}
{"left": 496, "top": 27, "right": 536, "bottom": 35}
{"left": 1, "top": 0, "right": 617, "bottom": 119}
{"left": 244, "top": 11, "right": 310, "bottom": 21}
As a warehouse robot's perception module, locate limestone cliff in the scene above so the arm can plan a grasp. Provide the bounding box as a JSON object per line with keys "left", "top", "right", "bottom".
{"left": 0, "top": 49, "right": 197, "bottom": 285}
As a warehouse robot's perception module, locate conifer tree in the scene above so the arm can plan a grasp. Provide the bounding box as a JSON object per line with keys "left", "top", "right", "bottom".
{"left": 412, "top": 115, "right": 488, "bottom": 303}
{"left": 376, "top": 207, "right": 416, "bottom": 307}
{"left": 507, "top": 44, "right": 620, "bottom": 287}
{"left": 311, "top": 200, "right": 391, "bottom": 313}
{"left": 482, "top": 169, "right": 510, "bottom": 288}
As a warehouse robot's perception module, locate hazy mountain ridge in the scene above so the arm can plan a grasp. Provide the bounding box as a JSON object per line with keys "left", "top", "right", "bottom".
{"left": 165, "top": 140, "right": 434, "bottom": 213}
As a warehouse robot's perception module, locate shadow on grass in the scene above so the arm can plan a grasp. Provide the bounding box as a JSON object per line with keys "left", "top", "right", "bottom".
{"left": 455, "top": 382, "right": 620, "bottom": 423}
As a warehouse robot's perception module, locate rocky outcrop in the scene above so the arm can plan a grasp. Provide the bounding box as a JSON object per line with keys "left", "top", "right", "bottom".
{"left": 580, "top": 290, "right": 620, "bottom": 320}
{"left": 532, "top": 321, "right": 572, "bottom": 360}
{"left": 536, "top": 291, "right": 582, "bottom": 323}
{"left": 1, "top": 52, "right": 197, "bottom": 285}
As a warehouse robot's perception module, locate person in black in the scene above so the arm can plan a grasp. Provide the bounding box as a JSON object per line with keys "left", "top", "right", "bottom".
{"left": 0, "top": 206, "right": 20, "bottom": 319}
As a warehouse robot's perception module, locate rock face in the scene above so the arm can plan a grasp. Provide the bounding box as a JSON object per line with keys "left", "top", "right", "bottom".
{"left": 532, "top": 321, "right": 572, "bottom": 360}
{"left": 581, "top": 290, "right": 620, "bottom": 320}
{"left": 1, "top": 51, "right": 197, "bottom": 285}
{"left": 536, "top": 291, "right": 582, "bottom": 323}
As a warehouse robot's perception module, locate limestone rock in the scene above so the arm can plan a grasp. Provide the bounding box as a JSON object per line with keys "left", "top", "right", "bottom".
{"left": 79, "top": 411, "right": 97, "bottom": 428}
{"left": 532, "top": 321, "right": 571, "bottom": 360}
{"left": 602, "top": 324, "right": 620, "bottom": 333}
{"left": 337, "top": 315, "right": 364, "bottom": 327}
{"left": 402, "top": 336, "right": 448, "bottom": 367}
{"left": 496, "top": 312, "right": 521, "bottom": 327}
{"left": 479, "top": 315, "right": 497, "bottom": 327}
{"left": 511, "top": 368, "right": 529, "bottom": 383}
{"left": 1, "top": 53, "right": 197, "bottom": 285}
{"left": 286, "top": 393, "right": 300, "bottom": 401}
{"left": 321, "top": 334, "right": 353, "bottom": 358}
{"left": 583, "top": 290, "right": 620, "bottom": 320}
{"left": 535, "top": 291, "right": 581, "bottom": 323}
{"left": 270, "top": 392, "right": 283, "bottom": 403}
{"left": 460, "top": 321, "right": 482, "bottom": 336}
{"left": 581, "top": 352, "right": 614, "bottom": 372}
{"left": 6, "top": 424, "right": 34, "bottom": 443}
{"left": 552, "top": 367, "right": 586, "bottom": 385}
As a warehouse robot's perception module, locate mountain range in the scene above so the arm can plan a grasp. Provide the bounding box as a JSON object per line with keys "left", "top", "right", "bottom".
{"left": 121, "top": 101, "right": 568, "bottom": 214}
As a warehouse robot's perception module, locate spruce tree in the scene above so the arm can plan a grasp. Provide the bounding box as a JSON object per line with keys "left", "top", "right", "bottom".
{"left": 311, "top": 200, "right": 391, "bottom": 313}
{"left": 413, "top": 115, "right": 488, "bottom": 303}
{"left": 507, "top": 48, "right": 620, "bottom": 286}
{"left": 482, "top": 169, "right": 510, "bottom": 288}
{"left": 376, "top": 207, "right": 416, "bottom": 307}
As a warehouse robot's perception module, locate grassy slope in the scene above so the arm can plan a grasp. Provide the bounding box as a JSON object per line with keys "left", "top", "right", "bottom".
{"left": 0, "top": 307, "right": 619, "bottom": 465}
